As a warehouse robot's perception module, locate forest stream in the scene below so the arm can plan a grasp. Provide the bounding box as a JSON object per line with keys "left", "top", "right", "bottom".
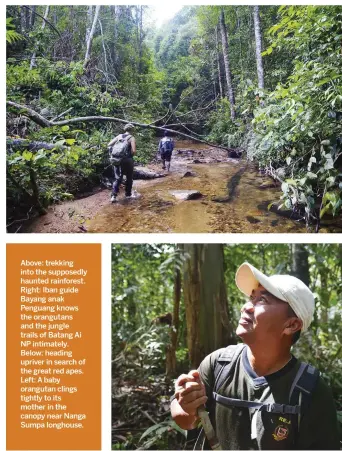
{"left": 25, "top": 141, "right": 342, "bottom": 233}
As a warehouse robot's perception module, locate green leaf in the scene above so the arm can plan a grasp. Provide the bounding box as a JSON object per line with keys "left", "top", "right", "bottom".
{"left": 306, "top": 172, "right": 317, "bottom": 180}
{"left": 54, "top": 139, "right": 65, "bottom": 147}
{"left": 33, "top": 153, "right": 46, "bottom": 161}
{"left": 139, "top": 424, "right": 165, "bottom": 442}
{"left": 22, "top": 150, "right": 33, "bottom": 161}
{"left": 286, "top": 156, "right": 292, "bottom": 165}
{"left": 320, "top": 204, "right": 331, "bottom": 218}
{"left": 332, "top": 199, "right": 342, "bottom": 216}
{"left": 169, "top": 420, "right": 187, "bottom": 436}
{"left": 65, "top": 138, "right": 76, "bottom": 145}
{"left": 61, "top": 125, "right": 70, "bottom": 131}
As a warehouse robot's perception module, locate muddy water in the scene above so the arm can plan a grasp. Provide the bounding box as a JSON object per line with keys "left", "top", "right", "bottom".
{"left": 88, "top": 143, "right": 312, "bottom": 233}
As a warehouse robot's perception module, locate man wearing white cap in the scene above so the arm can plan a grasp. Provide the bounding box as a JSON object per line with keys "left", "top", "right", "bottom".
{"left": 171, "top": 262, "right": 340, "bottom": 449}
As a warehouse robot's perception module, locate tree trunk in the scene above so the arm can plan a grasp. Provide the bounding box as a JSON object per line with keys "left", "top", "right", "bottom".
{"left": 291, "top": 244, "right": 310, "bottom": 287}
{"left": 20, "top": 6, "right": 29, "bottom": 33}
{"left": 99, "top": 19, "right": 109, "bottom": 78}
{"left": 211, "top": 53, "right": 217, "bottom": 101}
{"left": 29, "top": 5, "right": 36, "bottom": 29}
{"left": 166, "top": 266, "right": 181, "bottom": 377}
{"left": 135, "top": 6, "right": 143, "bottom": 73}
{"left": 85, "top": 5, "right": 93, "bottom": 45}
{"left": 84, "top": 5, "right": 100, "bottom": 68}
{"left": 253, "top": 6, "right": 265, "bottom": 90}
{"left": 219, "top": 9, "right": 236, "bottom": 120}
{"left": 30, "top": 5, "right": 50, "bottom": 69}
{"left": 215, "top": 25, "right": 223, "bottom": 99}
{"left": 111, "top": 6, "right": 118, "bottom": 75}
{"left": 182, "top": 244, "right": 233, "bottom": 368}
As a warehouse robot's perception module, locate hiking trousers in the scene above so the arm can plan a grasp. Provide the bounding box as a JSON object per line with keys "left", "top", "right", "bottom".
{"left": 112, "top": 157, "right": 134, "bottom": 197}
{"left": 161, "top": 150, "right": 172, "bottom": 163}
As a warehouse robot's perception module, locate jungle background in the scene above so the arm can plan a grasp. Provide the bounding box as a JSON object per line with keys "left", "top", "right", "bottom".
{"left": 6, "top": 5, "right": 342, "bottom": 231}
{"left": 112, "top": 243, "right": 342, "bottom": 449}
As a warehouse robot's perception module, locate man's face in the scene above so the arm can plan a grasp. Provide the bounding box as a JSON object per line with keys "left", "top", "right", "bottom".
{"left": 236, "top": 284, "right": 290, "bottom": 344}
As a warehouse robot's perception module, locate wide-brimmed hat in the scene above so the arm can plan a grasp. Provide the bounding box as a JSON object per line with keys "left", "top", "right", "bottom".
{"left": 235, "top": 262, "right": 315, "bottom": 332}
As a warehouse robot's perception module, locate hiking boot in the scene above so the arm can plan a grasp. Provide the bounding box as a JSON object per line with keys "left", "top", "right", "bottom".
{"left": 111, "top": 194, "right": 117, "bottom": 203}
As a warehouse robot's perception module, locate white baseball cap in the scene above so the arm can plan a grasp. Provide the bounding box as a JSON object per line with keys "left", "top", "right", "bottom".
{"left": 235, "top": 262, "right": 315, "bottom": 332}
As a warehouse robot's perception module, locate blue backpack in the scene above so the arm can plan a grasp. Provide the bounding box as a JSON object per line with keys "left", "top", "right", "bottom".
{"left": 161, "top": 138, "right": 173, "bottom": 153}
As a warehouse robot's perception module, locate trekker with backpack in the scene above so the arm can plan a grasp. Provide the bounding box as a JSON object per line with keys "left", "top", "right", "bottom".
{"left": 108, "top": 123, "right": 136, "bottom": 203}
{"left": 158, "top": 130, "right": 174, "bottom": 171}
{"left": 171, "top": 262, "right": 340, "bottom": 450}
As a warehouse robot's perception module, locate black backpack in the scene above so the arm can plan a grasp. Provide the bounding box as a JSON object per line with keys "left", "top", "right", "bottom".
{"left": 201, "top": 344, "right": 319, "bottom": 448}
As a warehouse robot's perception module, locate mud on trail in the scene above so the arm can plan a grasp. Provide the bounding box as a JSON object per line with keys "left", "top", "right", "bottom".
{"left": 26, "top": 142, "right": 340, "bottom": 233}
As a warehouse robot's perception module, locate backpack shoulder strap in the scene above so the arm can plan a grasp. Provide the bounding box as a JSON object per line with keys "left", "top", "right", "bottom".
{"left": 213, "top": 343, "right": 245, "bottom": 393}
{"left": 289, "top": 362, "right": 319, "bottom": 417}
{"left": 289, "top": 362, "right": 319, "bottom": 446}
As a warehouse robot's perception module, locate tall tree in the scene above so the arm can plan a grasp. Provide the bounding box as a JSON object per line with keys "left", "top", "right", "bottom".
{"left": 215, "top": 25, "right": 224, "bottom": 98}
{"left": 85, "top": 6, "right": 93, "bottom": 45}
{"left": 166, "top": 266, "right": 181, "bottom": 377}
{"left": 219, "top": 9, "right": 236, "bottom": 120}
{"left": 182, "top": 244, "right": 233, "bottom": 368}
{"left": 84, "top": 5, "right": 101, "bottom": 68}
{"left": 136, "top": 6, "right": 144, "bottom": 74}
{"left": 30, "top": 5, "right": 50, "bottom": 69}
{"left": 253, "top": 6, "right": 265, "bottom": 90}
{"left": 29, "top": 6, "right": 36, "bottom": 29}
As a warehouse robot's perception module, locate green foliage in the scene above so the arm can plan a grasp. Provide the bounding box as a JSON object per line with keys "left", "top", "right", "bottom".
{"left": 6, "top": 5, "right": 167, "bottom": 221}
{"left": 6, "top": 17, "right": 24, "bottom": 44}
{"left": 154, "top": 7, "right": 198, "bottom": 66}
{"left": 7, "top": 126, "right": 106, "bottom": 218}
{"left": 249, "top": 6, "right": 342, "bottom": 226}
{"left": 139, "top": 419, "right": 186, "bottom": 449}
{"left": 206, "top": 98, "right": 244, "bottom": 147}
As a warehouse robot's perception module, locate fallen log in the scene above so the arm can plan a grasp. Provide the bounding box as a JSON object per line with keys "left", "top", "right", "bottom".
{"left": 7, "top": 100, "right": 235, "bottom": 153}
{"left": 7, "top": 137, "right": 66, "bottom": 152}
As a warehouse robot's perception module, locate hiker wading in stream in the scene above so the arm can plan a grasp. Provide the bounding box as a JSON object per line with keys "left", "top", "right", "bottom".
{"left": 158, "top": 130, "right": 174, "bottom": 171}
{"left": 171, "top": 262, "right": 340, "bottom": 450}
{"left": 108, "top": 123, "right": 136, "bottom": 203}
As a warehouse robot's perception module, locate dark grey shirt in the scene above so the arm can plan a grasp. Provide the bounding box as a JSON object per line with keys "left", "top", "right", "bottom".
{"left": 198, "top": 346, "right": 340, "bottom": 450}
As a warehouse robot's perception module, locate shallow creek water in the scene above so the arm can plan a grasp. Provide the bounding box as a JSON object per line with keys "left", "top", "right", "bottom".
{"left": 26, "top": 141, "right": 341, "bottom": 233}
{"left": 88, "top": 143, "right": 310, "bottom": 233}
